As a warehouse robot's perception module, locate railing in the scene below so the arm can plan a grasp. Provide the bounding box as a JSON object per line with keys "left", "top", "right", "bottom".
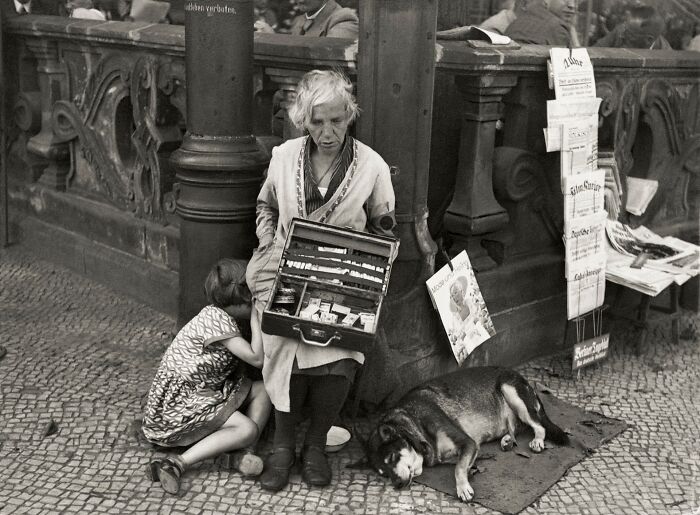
{"left": 425, "top": 42, "right": 700, "bottom": 370}
{"left": 4, "top": 15, "right": 700, "bottom": 394}
{"left": 3, "top": 17, "right": 356, "bottom": 274}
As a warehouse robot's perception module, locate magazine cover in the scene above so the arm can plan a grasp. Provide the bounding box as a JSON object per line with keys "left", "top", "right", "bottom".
{"left": 426, "top": 251, "right": 496, "bottom": 365}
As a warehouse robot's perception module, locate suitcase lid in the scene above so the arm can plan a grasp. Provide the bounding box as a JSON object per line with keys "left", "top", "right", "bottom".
{"left": 282, "top": 218, "right": 399, "bottom": 296}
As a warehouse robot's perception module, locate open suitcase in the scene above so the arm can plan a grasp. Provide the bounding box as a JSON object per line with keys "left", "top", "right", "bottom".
{"left": 261, "top": 218, "right": 399, "bottom": 353}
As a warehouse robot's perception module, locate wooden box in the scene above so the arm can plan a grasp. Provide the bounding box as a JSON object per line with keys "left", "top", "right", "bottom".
{"left": 261, "top": 218, "right": 398, "bottom": 353}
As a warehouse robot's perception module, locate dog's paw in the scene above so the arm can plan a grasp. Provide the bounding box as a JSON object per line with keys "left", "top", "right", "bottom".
{"left": 456, "top": 479, "right": 474, "bottom": 502}
{"left": 529, "top": 438, "right": 544, "bottom": 453}
{"left": 500, "top": 434, "right": 515, "bottom": 452}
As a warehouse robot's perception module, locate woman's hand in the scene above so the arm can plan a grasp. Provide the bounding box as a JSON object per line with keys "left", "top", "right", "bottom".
{"left": 254, "top": 19, "right": 275, "bottom": 33}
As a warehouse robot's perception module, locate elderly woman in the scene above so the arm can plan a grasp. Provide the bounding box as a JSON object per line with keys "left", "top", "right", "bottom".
{"left": 246, "top": 69, "right": 396, "bottom": 492}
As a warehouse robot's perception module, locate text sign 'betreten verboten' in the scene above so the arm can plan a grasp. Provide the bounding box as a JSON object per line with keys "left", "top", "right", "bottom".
{"left": 185, "top": 2, "right": 237, "bottom": 15}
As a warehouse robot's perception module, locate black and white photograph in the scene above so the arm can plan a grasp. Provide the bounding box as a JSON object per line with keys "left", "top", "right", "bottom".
{"left": 1, "top": 0, "right": 699, "bottom": 513}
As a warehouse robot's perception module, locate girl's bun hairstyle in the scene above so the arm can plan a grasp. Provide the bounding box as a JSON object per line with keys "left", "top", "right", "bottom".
{"left": 205, "top": 258, "right": 252, "bottom": 308}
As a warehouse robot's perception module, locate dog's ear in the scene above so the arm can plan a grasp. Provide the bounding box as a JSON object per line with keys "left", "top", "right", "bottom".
{"left": 379, "top": 423, "right": 396, "bottom": 441}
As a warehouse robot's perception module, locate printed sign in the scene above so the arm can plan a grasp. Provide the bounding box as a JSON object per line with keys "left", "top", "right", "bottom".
{"left": 426, "top": 251, "right": 496, "bottom": 366}
{"left": 185, "top": 1, "right": 238, "bottom": 15}
{"left": 572, "top": 333, "right": 610, "bottom": 370}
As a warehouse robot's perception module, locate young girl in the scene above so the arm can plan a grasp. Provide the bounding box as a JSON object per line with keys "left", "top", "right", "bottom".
{"left": 142, "top": 259, "right": 271, "bottom": 495}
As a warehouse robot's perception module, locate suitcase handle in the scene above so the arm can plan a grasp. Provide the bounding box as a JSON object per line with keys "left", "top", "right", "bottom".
{"left": 292, "top": 324, "right": 341, "bottom": 347}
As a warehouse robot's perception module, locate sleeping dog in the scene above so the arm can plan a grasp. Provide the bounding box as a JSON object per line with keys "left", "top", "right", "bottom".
{"left": 356, "top": 366, "right": 570, "bottom": 502}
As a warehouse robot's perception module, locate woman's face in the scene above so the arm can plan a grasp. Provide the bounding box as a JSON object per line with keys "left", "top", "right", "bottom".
{"left": 305, "top": 97, "right": 350, "bottom": 156}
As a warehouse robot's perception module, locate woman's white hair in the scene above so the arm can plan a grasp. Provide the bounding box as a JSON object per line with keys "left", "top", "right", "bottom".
{"left": 288, "top": 69, "right": 359, "bottom": 130}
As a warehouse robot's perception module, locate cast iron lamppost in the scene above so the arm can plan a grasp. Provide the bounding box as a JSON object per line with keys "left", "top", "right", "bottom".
{"left": 171, "top": 0, "right": 269, "bottom": 326}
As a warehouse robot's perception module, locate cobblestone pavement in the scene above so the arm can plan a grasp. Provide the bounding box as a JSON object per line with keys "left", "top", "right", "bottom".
{"left": 1, "top": 245, "right": 699, "bottom": 515}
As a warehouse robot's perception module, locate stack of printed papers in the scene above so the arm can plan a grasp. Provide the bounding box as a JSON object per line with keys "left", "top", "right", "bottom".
{"left": 605, "top": 221, "right": 699, "bottom": 296}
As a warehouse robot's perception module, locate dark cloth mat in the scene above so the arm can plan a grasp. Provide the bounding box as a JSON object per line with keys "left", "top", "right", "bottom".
{"left": 413, "top": 387, "right": 628, "bottom": 514}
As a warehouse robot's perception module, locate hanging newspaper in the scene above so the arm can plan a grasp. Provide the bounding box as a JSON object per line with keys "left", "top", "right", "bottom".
{"left": 426, "top": 251, "right": 496, "bottom": 366}
{"left": 563, "top": 211, "right": 607, "bottom": 277}
{"left": 548, "top": 47, "right": 596, "bottom": 99}
{"left": 562, "top": 169, "right": 606, "bottom": 221}
{"left": 544, "top": 98, "right": 600, "bottom": 152}
{"left": 567, "top": 259, "right": 606, "bottom": 320}
{"left": 560, "top": 118, "right": 598, "bottom": 185}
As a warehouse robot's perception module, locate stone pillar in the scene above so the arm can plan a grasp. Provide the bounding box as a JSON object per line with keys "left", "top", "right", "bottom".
{"left": 356, "top": 0, "right": 443, "bottom": 402}
{"left": 24, "top": 39, "right": 69, "bottom": 190}
{"left": 357, "top": 0, "right": 438, "bottom": 287}
{"left": 171, "top": 0, "right": 269, "bottom": 325}
{"left": 443, "top": 74, "right": 517, "bottom": 271}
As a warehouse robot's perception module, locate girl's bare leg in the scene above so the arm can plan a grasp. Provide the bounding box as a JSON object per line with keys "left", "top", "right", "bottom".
{"left": 179, "top": 411, "right": 259, "bottom": 468}
{"left": 245, "top": 380, "right": 272, "bottom": 440}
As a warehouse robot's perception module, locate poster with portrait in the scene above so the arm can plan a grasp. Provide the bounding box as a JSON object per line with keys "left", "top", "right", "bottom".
{"left": 426, "top": 251, "right": 496, "bottom": 366}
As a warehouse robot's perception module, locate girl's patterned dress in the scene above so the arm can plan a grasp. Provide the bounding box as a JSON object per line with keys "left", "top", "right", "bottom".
{"left": 142, "top": 305, "right": 252, "bottom": 447}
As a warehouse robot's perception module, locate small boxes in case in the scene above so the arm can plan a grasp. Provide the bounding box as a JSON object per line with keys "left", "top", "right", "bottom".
{"left": 261, "top": 218, "right": 399, "bottom": 353}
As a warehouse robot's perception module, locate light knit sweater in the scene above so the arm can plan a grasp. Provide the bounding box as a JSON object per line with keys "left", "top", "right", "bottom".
{"left": 246, "top": 135, "right": 396, "bottom": 411}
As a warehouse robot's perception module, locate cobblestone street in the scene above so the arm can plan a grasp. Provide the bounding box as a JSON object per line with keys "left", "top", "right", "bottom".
{"left": 1, "top": 245, "right": 699, "bottom": 514}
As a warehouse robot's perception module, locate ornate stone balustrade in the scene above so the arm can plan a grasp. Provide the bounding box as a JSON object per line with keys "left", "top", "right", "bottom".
{"left": 4, "top": 16, "right": 699, "bottom": 401}
{"left": 3, "top": 17, "right": 356, "bottom": 313}
{"left": 427, "top": 42, "right": 700, "bottom": 375}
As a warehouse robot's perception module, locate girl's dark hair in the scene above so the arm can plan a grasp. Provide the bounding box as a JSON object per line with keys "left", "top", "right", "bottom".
{"left": 204, "top": 259, "right": 252, "bottom": 308}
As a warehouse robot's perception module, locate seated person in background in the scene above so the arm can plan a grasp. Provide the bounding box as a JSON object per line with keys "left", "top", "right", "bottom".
{"left": 289, "top": 0, "right": 358, "bottom": 39}
{"left": 687, "top": 24, "right": 700, "bottom": 52}
{"left": 661, "top": 15, "right": 693, "bottom": 50}
{"left": 67, "top": 0, "right": 106, "bottom": 20}
{"left": 594, "top": 6, "right": 670, "bottom": 50}
{"left": 479, "top": 0, "right": 517, "bottom": 35}
{"left": 127, "top": 0, "right": 169, "bottom": 23}
{"left": 253, "top": 0, "right": 278, "bottom": 33}
{"left": 1, "top": 0, "right": 58, "bottom": 18}
{"left": 505, "top": 0, "right": 577, "bottom": 46}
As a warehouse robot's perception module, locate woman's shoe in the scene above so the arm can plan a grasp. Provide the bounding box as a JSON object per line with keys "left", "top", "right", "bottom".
{"left": 156, "top": 457, "right": 184, "bottom": 495}
{"left": 301, "top": 445, "right": 331, "bottom": 487}
{"left": 260, "top": 447, "right": 295, "bottom": 492}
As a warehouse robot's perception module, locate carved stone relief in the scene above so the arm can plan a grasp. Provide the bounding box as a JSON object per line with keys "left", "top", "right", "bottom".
{"left": 51, "top": 51, "right": 185, "bottom": 222}
{"left": 597, "top": 76, "right": 698, "bottom": 231}
{"left": 486, "top": 146, "right": 562, "bottom": 263}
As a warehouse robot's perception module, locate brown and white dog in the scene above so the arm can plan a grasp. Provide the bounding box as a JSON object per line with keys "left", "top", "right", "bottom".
{"left": 355, "top": 366, "right": 570, "bottom": 502}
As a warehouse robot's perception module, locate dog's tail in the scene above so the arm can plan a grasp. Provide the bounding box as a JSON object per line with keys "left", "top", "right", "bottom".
{"left": 535, "top": 394, "right": 570, "bottom": 446}
{"left": 503, "top": 371, "right": 571, "bottom": 447}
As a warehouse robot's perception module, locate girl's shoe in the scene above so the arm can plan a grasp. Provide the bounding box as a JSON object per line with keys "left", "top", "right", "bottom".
{"left": 155, "top": 457, "right": 184, "bottom": 495}
{"left": 146, "top": 459, "right": 164, "bottom": 481}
